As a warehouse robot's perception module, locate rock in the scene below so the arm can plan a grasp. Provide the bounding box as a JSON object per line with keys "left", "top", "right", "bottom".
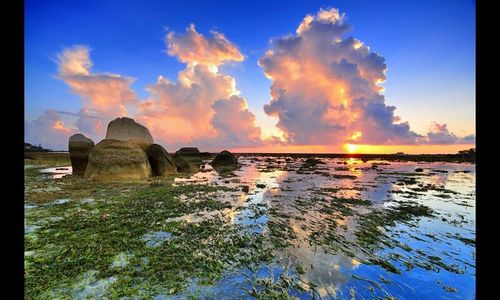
{"left": 415, "top": 168, "right": 424, "bottom": 172}
{"left": 305, "top": 158, "right": 325, "bottom": 165}
{"left": 175, "top": 147, "right": 201, "bottom": 157}
{"left": 145, "top": 144, "right": 177, "bottom": 176}
{"left": 200, "top": 151, "right": 211, "bottom": 158}
{"left": 211, "top": 150, "right": 238, "bottom": 169}
{"left": 174, "top": 147, "right": 203, "bottom": 169}
{"left": 241, "top": 186, "right": 250, "bottom": 193}
{"left": 256, "top": 183, "right": 266, "bottom": 189}
{"left": 172, "top": 154, "right": 197, "bottom": 173}
{"left": 69, "top": 134, "right": 95, "bottom": 176}
{"left": 105, "top": 117, "right": 153, "bottom": 150}
{"left": 84, "top": 139, "right": 152, "bottom": 180}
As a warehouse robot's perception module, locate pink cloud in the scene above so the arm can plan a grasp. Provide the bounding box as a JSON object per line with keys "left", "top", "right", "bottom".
{"left": 420, "top": 122, "right": 475, "bottom": 144}
{"left": 25, "top": 110, "right": 75, "bottom": 150}
{"left": 259, "top": 7, "right": 473, "bottom": 147}
{"left": 26, "top": 15, "right": 473, "bottom": 151}
{"left": 135, "top": 25, "right": 262, "bottom": 150}
{"left": 166, "top": 24, "right": 244, "bottom": 66}
{"left": 57, "top": 45, "right": 137, "bottom": 117}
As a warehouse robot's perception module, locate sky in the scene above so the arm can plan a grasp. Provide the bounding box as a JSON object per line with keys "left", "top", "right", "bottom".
{"left": 25, "top": 0, "right": 475, "bottom": 153}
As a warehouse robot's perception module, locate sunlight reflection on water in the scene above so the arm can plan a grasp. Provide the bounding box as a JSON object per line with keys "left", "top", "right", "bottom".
{"left": 172, "top": 156, "right": 475, "bottom": 299}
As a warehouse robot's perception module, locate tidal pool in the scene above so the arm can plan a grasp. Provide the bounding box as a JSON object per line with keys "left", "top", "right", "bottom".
{"left": 39, "top": 166, "right": 73, "bottom": 179}
{"left": 24, "top": 156, "right": 475, "bottom": 299}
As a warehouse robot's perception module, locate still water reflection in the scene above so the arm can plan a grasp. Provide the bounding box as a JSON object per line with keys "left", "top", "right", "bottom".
{"left": 170, "top": 156, "right": 475, "bottom": 299}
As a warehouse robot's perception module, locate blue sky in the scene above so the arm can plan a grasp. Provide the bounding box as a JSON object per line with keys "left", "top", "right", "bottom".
{"left": 25, "top": 0, "right": 475, "bottom": 150}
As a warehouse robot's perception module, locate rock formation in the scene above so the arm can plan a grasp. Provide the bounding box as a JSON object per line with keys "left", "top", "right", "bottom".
{"left": 145, "top": 144, "right": 177, "bottom": 176}
{"left": 211, "top": 150, "right": 238, "bottom": 170}
{"left": 84, "top": 139, "right": 152, "bottom": 180}
{"left": 105, "top": 117, "right": 153, "bottom": 150}
{"left": 174, "top": 147, "right": 203, "bottom": 171}
{"left": 68, "top": 134, "right": 95, "bottom": 176}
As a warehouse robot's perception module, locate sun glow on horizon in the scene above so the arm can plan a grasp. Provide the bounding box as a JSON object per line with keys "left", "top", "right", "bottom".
{"left": 228, "top": 143, "right": 475, "bottom": 154}
{"left": 344, "top": 143, "right": 358, "bottom": 153}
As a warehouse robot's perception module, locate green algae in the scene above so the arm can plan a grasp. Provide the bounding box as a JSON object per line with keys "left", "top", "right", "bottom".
{"left": 25, "top": 153, "right": 475, "bottom": 299}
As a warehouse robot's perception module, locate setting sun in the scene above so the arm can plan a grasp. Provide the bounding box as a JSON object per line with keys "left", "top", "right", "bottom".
{"left": 344, "top": 143, "right": 358, "bottom": 153}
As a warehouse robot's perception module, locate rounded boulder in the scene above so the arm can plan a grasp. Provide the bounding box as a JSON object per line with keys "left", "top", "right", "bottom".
{"left": 211, "top": 150, "right": 238, "bottom": 170}
{"left": 146, "top": 144, "right": 177, "bottom": 176}
{"left": 68, "top": 134, "right": 95, "bottom": 176}
{"left": 84, "top": 139, "right": 152, "bottom": 180}
{"left": 105, "top": 117, "right": 153, "bottom": 150}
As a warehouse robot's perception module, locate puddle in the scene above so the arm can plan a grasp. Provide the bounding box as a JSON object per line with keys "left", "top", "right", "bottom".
{"left": 110, "top": 252, "right": 133, "bottom": 269}
{"left": 143, "top": 231, "right": 172, "bottom": 247}
{"left": 40, "top": 166, "right": 72, "bottom": 179}
{"left": 72, "top": 270, "right": 118, "bottom": 299}
{"left": 53, "top": 198, "right": 70, "bottom": 205}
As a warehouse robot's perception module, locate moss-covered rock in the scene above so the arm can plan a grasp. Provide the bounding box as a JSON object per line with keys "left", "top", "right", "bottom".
{"left": 146, "top": 144, "right": 177, "bottom": 176}
{"left": 211, "top": 150, "right": 237, "bottom": 170}
{"left": 84, "top": 139, "right": 152, "bottom": 180}
{"left": 69, "top": 134, "right": 95, "bottom": 176}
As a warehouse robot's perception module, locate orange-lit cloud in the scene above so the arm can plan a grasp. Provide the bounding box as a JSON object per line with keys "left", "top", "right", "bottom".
{"left": 259, "top": 8, "right": 472, "bottom": 147}
{"left": 56, "top": 45, "right": 137, "bottom": 117}
{"left": 135, "top": 25, "right": 264, "bottom": 150}
{"left": 25, "top": 110, "right": 75, "bottom": 150}
{"left": 25, "top": 13, "right": 474, "bottom": 153}
{"left": 210, "top": 95, "right": 263, "bottom": 147}
{"left": 166, "top": 24, "right": 244, "bottom": 66}
{"left": 52, "top": 120, "right": 73, "bottom": 135}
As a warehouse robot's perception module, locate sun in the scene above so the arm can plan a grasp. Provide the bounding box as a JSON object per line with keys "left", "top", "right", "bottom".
{"left": 344, "top": 143, "right": 358, "bottom": 154}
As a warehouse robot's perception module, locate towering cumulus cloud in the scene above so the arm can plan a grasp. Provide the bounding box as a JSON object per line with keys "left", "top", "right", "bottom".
{"left": 25, "top": 10, "right": 473, "bottom": 151}
{"left": 259, "top": 8, "right": 470, "bottom": 146}
{"left": 137, "top": 24, "right": 262, "bottom": 148}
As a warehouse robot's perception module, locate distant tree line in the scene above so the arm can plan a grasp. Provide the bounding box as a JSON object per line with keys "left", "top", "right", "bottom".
{"left": 458, "top": 148, "right": 475, "bottom": 156}
{"left": 24, "top": 143, "right": 50, "bottom": 152}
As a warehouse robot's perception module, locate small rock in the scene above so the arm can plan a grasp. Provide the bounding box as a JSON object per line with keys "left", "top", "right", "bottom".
{"left": 304, "top": 158, "right": 325, "bottom": 165}
{"left": 242, "top": 186, "right": 250, "bottom": 193}
{"left": 443, "top": 286, "right": 457, "bottom": 293}
{"left": 415, "top": 168, "right": 424, "bottom": 172}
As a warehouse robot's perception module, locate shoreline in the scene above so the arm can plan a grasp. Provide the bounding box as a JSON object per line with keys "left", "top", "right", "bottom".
{"left": 25, "top": 151, "right": 476, "bottom": 163}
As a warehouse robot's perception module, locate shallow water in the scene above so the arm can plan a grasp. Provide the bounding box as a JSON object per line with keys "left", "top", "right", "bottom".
{"left": 39, "top": 166, "right": 73, "bottom": 179}
{"left": 25, "top": 156, "right": 475, "bottom": 299}
{"left": 172, "top": 157, "right": 475, "bottom": 299}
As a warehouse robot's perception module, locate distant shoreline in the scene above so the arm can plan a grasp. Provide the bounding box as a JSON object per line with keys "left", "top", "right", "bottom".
{"left": 24, "top": 151, "right": 475, "bottom": 163}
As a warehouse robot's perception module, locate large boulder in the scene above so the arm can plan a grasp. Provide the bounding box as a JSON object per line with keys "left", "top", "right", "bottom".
{"left": 174, "top": 147, "right": 203, "bottom": 167}
{"left": 211, "top": 150, "right": 238, "bottom": 170}
{"left": 175, "top": 147, "right": 201, "bottom": 157}
{"left": 84, "top": 139, "right": 152, "bottom": 180}
{"left": 172, "top": 154, "right": 200, "bottom": 173}
{"left": 105, "top": 117, "right": 153, "bottom": 150}
{"left": 172, "top": 155, "right": 192, "bottom": 172}
{"left": 146, "top": 144, "right": 177, "bottom": 176}
{"left": 68, "top": 134, "right": 95, "bottom": 176}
